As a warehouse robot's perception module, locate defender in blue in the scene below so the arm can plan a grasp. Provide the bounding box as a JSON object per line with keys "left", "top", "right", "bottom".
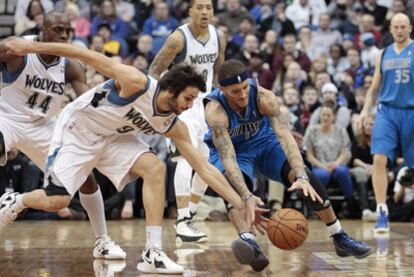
{"left": 205, "top": 59, "right": 373, "bottom": 272}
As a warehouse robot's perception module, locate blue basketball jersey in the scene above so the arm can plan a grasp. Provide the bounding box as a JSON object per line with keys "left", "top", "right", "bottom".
{"left": 379, "top": 41, "right": 414, "bottom": 108}
{"left": 204, "top": 79, "right": 275, "bottom": 151}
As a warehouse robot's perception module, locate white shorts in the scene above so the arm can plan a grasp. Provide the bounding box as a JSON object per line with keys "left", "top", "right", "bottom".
{"left": 46, "top": 116, "right": 150, "bottom": 196}
{"left": 0, "top": 111, "right": 53, "bottom": 170}
{"left": 177, "top": 98, "right": 209, "bottom": 157}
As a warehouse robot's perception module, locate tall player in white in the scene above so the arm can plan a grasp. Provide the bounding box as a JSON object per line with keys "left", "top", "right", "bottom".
{"left": 0, "top": 12, "right": 125, "bottom": 259}
{"left": 150, "top": 0, "right": 263, "bottom": 243}
{"left": 1, "top": 37, "right": 261, "bottom": 274}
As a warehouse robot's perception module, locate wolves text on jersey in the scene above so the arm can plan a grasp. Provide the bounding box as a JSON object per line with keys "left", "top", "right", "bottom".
{"left": 189, "top": 53, "right": 217, "bottom": 65}
{"left": 117, "top": 107, "right": 159, "bottom": 135}
{"left": 25, "top": 74, "right": 65, "bottom": 95}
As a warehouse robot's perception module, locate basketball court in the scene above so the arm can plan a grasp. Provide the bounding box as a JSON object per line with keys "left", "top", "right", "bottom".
{"left": 0, "top": 219, "right": 413, "bottom": 276}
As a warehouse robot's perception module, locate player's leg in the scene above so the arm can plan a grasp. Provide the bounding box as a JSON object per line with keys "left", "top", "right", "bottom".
{"left": 98, "top": 135, "right": 183, "bottom": 274}
{"left": 371, "top": 106, "right": 399, "bottom": 233}
{"left": 259, "top": 141, "right": 373, "bottom": 259}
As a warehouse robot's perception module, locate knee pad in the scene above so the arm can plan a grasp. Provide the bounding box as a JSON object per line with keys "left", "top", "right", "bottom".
{"left": 0, "top": 131, "right": 5, "bottom": 157}
{"left": 298, "top": 168, "right": 331, "bottom": 211}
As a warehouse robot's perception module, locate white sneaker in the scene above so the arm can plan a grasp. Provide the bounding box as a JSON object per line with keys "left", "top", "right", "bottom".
{"left": 93, "top": 259, "right": 126, "bottom": 277}
{"left": 361, "top": 209, "right": 377, "bottom": 222}
{"left": 175, "top": 217, "right": 208, "bottom": 243}
{"left": 137, "top": 244, "right": 184, "bottom": 274}
{"left": 93, "top": 236, "right": 126, "bottom": 260}
{"left": 0, "top": 192, "right": 21, "bottom": 234}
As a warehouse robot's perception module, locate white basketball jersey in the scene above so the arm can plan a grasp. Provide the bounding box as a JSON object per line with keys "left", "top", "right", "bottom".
{"left": 0, "top": 35, "right": 67, "bottom": 122}
{"left": 61, "top": 76, "right": 177, "bottom": 137}
{"left": 175, "top": 24, "right": 219, "bottom": 95}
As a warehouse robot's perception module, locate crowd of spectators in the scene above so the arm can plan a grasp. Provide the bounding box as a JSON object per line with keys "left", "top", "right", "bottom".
{"left": 3, "top": 0, "right": 414, "bottom": 223}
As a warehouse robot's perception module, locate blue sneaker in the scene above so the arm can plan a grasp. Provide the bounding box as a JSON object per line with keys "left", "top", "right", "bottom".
{"left": 331, "top": 230, "right": 374, "bottom": 259}
{"left": 374, "top": 208, "right": 390, "bottom": 233}
{"left": 231, "top": 237, "right": 269, "bottom": 272}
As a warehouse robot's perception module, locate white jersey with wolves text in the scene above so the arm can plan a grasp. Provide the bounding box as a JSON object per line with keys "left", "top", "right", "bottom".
{"left": 175, "top": 24, "right": 219, "bottom": 96}
{"left": 56, "top": 76, "right": 177, "bottom": 141}
{"left": 0, "top": 35, "right": 67, "bottom": 122}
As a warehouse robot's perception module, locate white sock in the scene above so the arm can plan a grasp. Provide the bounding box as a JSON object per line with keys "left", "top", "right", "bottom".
{"left": 376, "top": 203, "right": 388, "bottom": 215}
{"left": 189, "top": 201, "right": 198, "bottom": 214}
{"left": 15, "top": 194, "right": 27, "bottom": 211}
{"left": 146, "top": 226, "right": 162, "bottom": 248}
{"left": 79, "top": 187, "right": 107, "bottom": 238}
{"left": 177, "top": 207, "right": 190, "bottom": 220}
{"left": 326, "top": 219, "right": 342, "bottom": 235}
{"left": 240, "top": 232, "right": 256, "bottom": 241}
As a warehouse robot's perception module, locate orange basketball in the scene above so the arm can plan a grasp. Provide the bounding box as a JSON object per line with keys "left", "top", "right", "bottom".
{"left": 267, "top": 208, "right": 308, "bottom": 250}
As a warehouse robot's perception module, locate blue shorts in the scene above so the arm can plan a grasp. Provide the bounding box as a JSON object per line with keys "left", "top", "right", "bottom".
{"left": 371, "top": 104, "right": 414, "bottom": 167}
{"left": 209, "top": 137, "right": 287, "bottom": 191}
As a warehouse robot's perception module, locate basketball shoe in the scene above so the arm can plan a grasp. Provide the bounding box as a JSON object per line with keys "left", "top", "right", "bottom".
{"left": 331, "top": 230, "right": 373, "bottom": 259}
{"left": 137, "top": 244, "right": 184, "bottom": 274}
{"left": 93, "top": 235, "right": 126, "bottom": 260}
{"left": 231, "top": 236, "right": 269, "bottom": 272}
{"left": 0, "top": 192, "right": 22, "bottom": 234}
{"left": 175, "top": 217, "right": 207, "bottom": 243}
{"left": 374, "top": 207, "right": 390, "bottom": 233}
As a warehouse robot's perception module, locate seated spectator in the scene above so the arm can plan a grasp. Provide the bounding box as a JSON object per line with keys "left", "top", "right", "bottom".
{"left": 230, "top": 16, "right": 255, "bottom": 47}
{"left": 350, "top": 113, "right": 377, "bottom": 221}
{"left": 217, "top": 0, "right": 253, "bottom": 34}
{"left": 327, "top": 44, "right": 349, "bottom": 83}
{"left": 286, "top": 0, "right": 327, "bottom": 29}
{"left": 309, "top": 56, "right": 328, "bottom": 85}
{"left": 89, "top": 35, "right": 105, "bottom": 54}
{"left": 345, "top": 47, "right": 372, "bottom": 89}
{"left": 143, "top": 1, "right": 178, "bottom": 55}
{"left": 308, "top": 13, "right": 342, "bottom": 59}
{"left": 360, "top": 32, "right": 380, "bottom": 69}
{"left": 15, "top": 0, "right": 53, "bottom": 24}
{"left": 98, "top": 23, "right": 127, "bottom": 58}
{"left": 300, "top": 85, "right": 320, "bottom": 129}
{"left": 389, "top": 166, "right": 414, "bottom": 222}
{"left": 237, "top": 33, "right": 259, "bottom": 65}
{"left": 249, "top": 0, "right": 274, "bottom": 25}
{"left": 217, "top": 23, "right": 241, "bottom": 60}
{"left": 284, "top": 61, "right": 308, "bottom": 92}
{"left": 259, "top": 29, "right": 279, "bottom": 68}
{"left": 247, "top": 50, "right": 274, "bottom": 90}
{"left": 309, "top": 82, "right": 351, "bottom": 129}
{"left": 15, "top": 0, "right": 45, "bottom": 36}
{"left": 257, "top": 2, "right": 296, "bottom": 39}
{"left": 296, "top": 26, "right": 313, "bottom": 60}
{"left": 55, "top": 0, "right": 90, "bottom": 19}
{"left": 64, "top": 2, "right": 90, "bottom": 39}
{"left": 90, "top": 0, "right": 129, "bottom": 41}
{"left": 304, "top": 101, "right": 357, "bottom": 216}
{"left": 362, "top": 0, "right": 388, "bottom": 29}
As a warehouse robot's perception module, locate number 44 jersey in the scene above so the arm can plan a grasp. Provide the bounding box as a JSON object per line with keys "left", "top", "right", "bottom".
{"left": 0, "top": 35, "right": 67, "bottom": 122}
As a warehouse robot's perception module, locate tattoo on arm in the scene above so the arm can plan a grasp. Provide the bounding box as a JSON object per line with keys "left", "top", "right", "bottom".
{"left": 148, "top": 34, "right": 181, "bottom": 80}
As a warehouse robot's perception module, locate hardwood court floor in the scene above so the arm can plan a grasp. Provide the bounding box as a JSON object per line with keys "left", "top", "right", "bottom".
{"left": 0, "top": 219, "right": 413, "bottom": 276}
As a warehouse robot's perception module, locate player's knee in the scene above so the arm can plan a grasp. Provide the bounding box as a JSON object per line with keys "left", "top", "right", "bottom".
{"left": 300, "top": 169, "right": 331, "bottom": 211}
{"left": 79, "top": 174, "right": 98, "bottom": 194}
{"left": 43, "top": 195, "right": 71, "bottom": 212}
{"left": 144, "top": 160, "right": 166, "bottom": 184}
{"left": 373, "top": 155, "right": 388, "bottom": 168}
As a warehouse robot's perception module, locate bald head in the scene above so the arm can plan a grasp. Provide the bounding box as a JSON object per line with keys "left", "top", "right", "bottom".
{"left": 390, "top": 13, "right": 412, "bottom": 44}
{"left": 40, "top": 11, "right": 72, "bottom": 43}
{"left": 43, "top": 11, "right": 69, "bottom": 27}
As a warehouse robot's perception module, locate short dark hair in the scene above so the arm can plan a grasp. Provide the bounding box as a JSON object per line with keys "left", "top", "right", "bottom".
{"left": 218, "top": 59, "right": 246, "bottom": 83}
{"left": 159, "top": 64, "right": 206, "bottom": 97}
{"left": 321, "top": 100, "right": 337, "bottom": 113}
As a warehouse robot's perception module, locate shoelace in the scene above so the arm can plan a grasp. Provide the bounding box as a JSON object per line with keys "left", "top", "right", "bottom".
{"left": 150, "top": 245, "right": 166, "bottom": 257}
{"left": 185, "top": 220, "right": 202, "bottom": 234}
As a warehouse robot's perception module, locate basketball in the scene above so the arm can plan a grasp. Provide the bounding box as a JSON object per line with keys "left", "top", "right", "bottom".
{"left": 267, "top": 208, "right": 308, "bottom": 250}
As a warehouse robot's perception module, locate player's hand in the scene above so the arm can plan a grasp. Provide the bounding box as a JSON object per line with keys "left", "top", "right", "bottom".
{"left": 288, "top": 179, "right": 323, "bottom": 204}
{"left": 244, "top": 194, "right": 265, "bottom": 227}
{"left": 251, "top": 207, "right": 269, "bottom": 235}
{"left": 5, "top": 37, "right": 34, "bottom": 56}
{"left": 356, "top": 112, "right": 368, "bottom": 131}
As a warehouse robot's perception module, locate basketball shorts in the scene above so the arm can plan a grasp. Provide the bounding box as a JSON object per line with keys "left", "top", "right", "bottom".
{"left": 371, "top": 104, "right": 414, "bottom": 167}
{"left": 45, "top": 116, "right": 150, "bottom": 197}
{"left": 209, "top": 137, "right": 287, "bottom": 191}
{"left": 0, "top": 110, "right": 54, "bottom": 170}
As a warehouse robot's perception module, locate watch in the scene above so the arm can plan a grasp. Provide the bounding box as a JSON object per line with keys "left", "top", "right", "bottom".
{"left": 295, "top": 175, "right": 309, "bottom": 182}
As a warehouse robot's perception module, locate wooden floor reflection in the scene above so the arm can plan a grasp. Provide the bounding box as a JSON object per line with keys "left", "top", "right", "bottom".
{"left": 0, "top": 219, "right": 413, "bottom": 276}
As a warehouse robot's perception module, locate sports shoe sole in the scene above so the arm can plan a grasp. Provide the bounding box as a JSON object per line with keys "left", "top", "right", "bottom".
{"left": 176, "top": 235, "right": 208, "bottom": 243}
{"left": 231, "top": 239, "right": 269, "bottom": 271}
{"left": 335, "top": 246, "right": 374, "bottom": 259}
{"left": 137, "top": 262, "right": 184, "bottom": 274}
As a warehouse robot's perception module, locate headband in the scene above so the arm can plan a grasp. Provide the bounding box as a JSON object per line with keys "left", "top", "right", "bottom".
{"left": 218, "top": 70, "right": 248, "bottom": 87}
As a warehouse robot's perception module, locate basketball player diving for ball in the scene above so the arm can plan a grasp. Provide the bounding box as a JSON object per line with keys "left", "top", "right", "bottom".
{"left": 0, "top": 11, "right": 125, "bottom": 260}
{"left": 1, "top": 38, "right": 261, "bottom": 274}
{"left": 204, "top": 60, "right": 374, "bottom": 272}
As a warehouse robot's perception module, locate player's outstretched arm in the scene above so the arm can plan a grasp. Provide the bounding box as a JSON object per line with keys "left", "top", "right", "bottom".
{"left": 148, "top": 31, "right": 184, "bottom": 80}
{"left": 258, "top": 86, "right": 323, "bottom": 203}
{"left": 4, "top": 38, "right": 147, "bottom": 97}
{"left": 166, "top": 120, "right": 244, "bottom": 210}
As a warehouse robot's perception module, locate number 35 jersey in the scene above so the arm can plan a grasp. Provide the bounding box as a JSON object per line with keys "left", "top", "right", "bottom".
{"left": 0, "top": 35, "right": 67, "bottom": 122}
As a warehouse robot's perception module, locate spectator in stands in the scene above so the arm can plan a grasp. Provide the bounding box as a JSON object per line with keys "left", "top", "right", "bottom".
{"left": 304, "top": 101, "right": 356, "bottom": 215}
{"left": 285, "top": 61, "right": 308, "bottom": 92}
{"left": 217, "top": 23, "right": 240, "bottom": 60}
{"left": 230, "top": 16, "right": 255, "bottom": 47}
{"left": 345, "top": 47, "right": 370, "bottom": 89}
{"left": 286, "top": 0, "right": 327, "bottom": 29}
{"left": 390, "top": 166, "right": 414, "bottom": 222}
{"left": 272, "top": 33, "right": 312, "bottom": 76}
{"left": 64, "top": 3, "right": 90, "bottom": 39}
{"left": 360, "top": 32, "right": 380, "bottom": 69}
{"left": 143, "top": 1, "right": 178, "bottom": 55}
{"left": 259, "top": 29, "right": 278, "bottom": 69}
{"left": 249, "top": 0, "right": 274, "bottom": 25}
{"left": 353, "top": 13, "right": 381, "bottom": 49}
{"left": 309, "top": 82, "right": 351, "bottom": 129}
{"left": 89, "top": 34, "right": 105, "bottom": 54}
{"left": 97, "top": 23, "right": 126, "bottom": 58}
{"left": 15, "top": 0, "right": 45, "bottom": 36}
{"left": 55, "top": 0, "right": 90, "bottom": 19}
{"left": 309, "top": 56, "right": 328, "bottom": 85}
{"left": 362, "top": 0, "right": 388, "bottom": 29}
{"left": 314, "top": 71, "right": 331, "bottom": 94}
{"left": 296, "top": 26, "right": 312, "bottom": 59}
{"left": 327, "top": 44, "right": 349, "bottom": 84}
{"left": 247, "top": 50, "right": 274, "bottom": 90}
{"left": 283, "top": 86, "right": 302, "bottom": 118}
{"left": 309, "top": 13, "right": 342, "bottom": 59}
{"left": 90, "top": 0, "right": 129, "bottom": 41}
{"left": 15, "top": 0, "right": 53, "bottom": 24}
{"left": 257, "top": 2, "right": 296, "bottom": 39}
{"left": 237, "top": 33, "right": 259, "bottom": 65}
{"left": 337, "top": 4, "right": 360, "bottom": 36}
{"left": 217, "top": 0, "right": 253, "bottom": 34}
{"left": 350, "top": 113, "right": 377, "bottom": 221}
{"left": 132, "top": 53, "right": 149, "bottom": 73}
{"left": 300, "top": 85, "right": 320, "bottom": 129}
